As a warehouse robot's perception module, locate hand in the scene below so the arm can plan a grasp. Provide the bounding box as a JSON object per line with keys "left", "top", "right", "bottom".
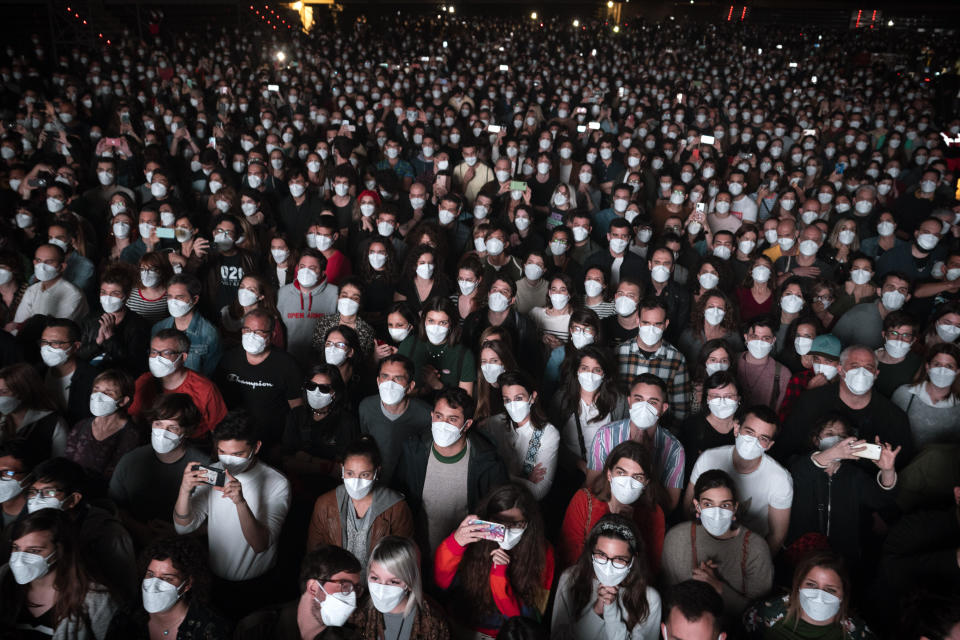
{"left": 816, "top": 437, "right": 867, "bottom": 465}
{"left": 498, "top": 181, "right": 510, "bottom": 195}
{"left": 432, "top": 180, "right": 448, "bottom": 199}
{"left": 453, "top": 514, "right": 489, "bottom": 546}
{"left": 543, "top": 334, "right": 563, "bottom": 350}
{"left": 219, "top": 470, "right": 245, "bottom": 505}
{"left": 692, "top": 561, "right": 723, "bottom": 594}
{"left": 490, "top": 548, "right": 511, "bottom": 567}
{"left": 527, "top": 463, "right": 546, "bottom": 484}
{"left": 523, "top": 187, "right": 532, "bottom": 205}
{"left": 360, "top": 216, "right": 376, "bottom": 233}
{"left": 464, "top": 166, "right": 476, "bottom": 183}
{"left": 422, "top": 364, "right": 443, "bottom": 390}
{"left": 192, "top": 237, "right": 210, "bottom": 258}
{"left": 374, "top": 342, "right": 397, "bottom": 360}
{"left": 593, "top": 586, "right": 618, "bottom": 614}
{"left": 97, "top": 313, "right": 117, "bottom": 344}
{"left": 874, "top": 437, "right": 901, "bottom": 472}
{"left": 168, "top": 252, "right": 187, "bottom": 270}
{"left": 179, "top": 463, "right": 208, "bottom": 494}
{"left": 792, "top": 266, "right": 821, "bottom": 278}
{"left": 807, "top": 373, "right": 829, "bottom": 389}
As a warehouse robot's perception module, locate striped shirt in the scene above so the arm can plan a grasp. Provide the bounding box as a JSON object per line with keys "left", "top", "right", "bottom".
{"left": 617, "top": 339, "right": 691, "bottom": 420}
{"left": 587, "top": 300, "right": 617, "bottom": 319}
{"left": 586, "top": 419, "right": 686, "bottom": 490}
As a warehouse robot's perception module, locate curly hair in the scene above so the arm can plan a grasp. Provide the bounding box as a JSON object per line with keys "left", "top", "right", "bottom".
{"left": 140, "top": 536, "right": 211, "bottom": 603}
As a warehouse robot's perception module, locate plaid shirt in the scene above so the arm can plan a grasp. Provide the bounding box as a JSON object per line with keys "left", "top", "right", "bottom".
{"left": 587, "top": 419, "right": 686, "bottom": 489}
{"left": 617, "top": 339, "right": 691, "bottom": 420}
{"left": 778, "top": 368, "right": 815, "bottom": 424}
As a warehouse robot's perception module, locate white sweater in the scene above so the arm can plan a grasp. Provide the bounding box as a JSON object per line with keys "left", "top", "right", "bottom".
{"left": 551, "top": 566, "right": 661, "bottom": 640}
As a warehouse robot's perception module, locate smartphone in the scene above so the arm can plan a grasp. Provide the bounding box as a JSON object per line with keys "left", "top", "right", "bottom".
{"left": 696, "top": 202, "right": 705, "bottom": 213}
{"left": 803, "top": 128, "right": 817, "bottom": 137}
{"left": 836, "top": 162, "right": 846, "bottom": 175}
{"left": 701, "top": 134, "right": 715, "bottom": 145}
{"left": 156, "top": 227, "right": 176, "bottom": 240}
{"left": 588, "top": 121, "right": 601, "bottom": 130}
{"left": 575, "top": 107, "right": 587, "bottom": 115}
{"left": 105, "top": 137, "right": 121, "bottom": 148}
{"left": 851, "top": 443, "right": 882, "bottom": 461}
{"left": 220, "top": 87, "right": 229, "bottom": 95}
{"left": 499, "top": 64, "right": 509, "bottom": 71}
{"left": 577, "top": 125, "right": 587, "bottom": 133}
{"left": 470, "top": 519, "right": 505, "bottom": 542}
{"left": 788, "top": 62, "right": 798, "bottom": 68}
{"left": 742, "top": 152, "right": 753, "bottom": 159}
{"left": 420, "top": 56, "right": 430, "bottom": 62}
{"left": 509, "top": 180, "right": 527, "bottom": 191}
{"left": 192, "top": 464, "right": 226, "bottom": 487}
{"left": 676, "top": 92, "right": 683, "bottom": 103}
{"left": 267, "top": 84, "right": 279, "bottom": 92}
{"left": 487, "top": 124, "right": 501, "bottom": 133}
{"left": 208, "top": 137, "right": 216, "bottom": 149}
{"left": 120, "top": 113, "right": 130, "bottom": 124}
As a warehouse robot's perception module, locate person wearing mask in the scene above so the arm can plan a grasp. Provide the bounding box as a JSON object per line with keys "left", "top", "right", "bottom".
{"left": 453, "top": 140, "right": 495, "bottom": 206}
{"left": 484, "top": 370, "right": 560, "bottom": 502}
{"left": 891, "top": 343, "right": 960, "bottom": 449}
{"left": 63, "top": 368, "right": 138, "bottom": 481}
{"left": 45, "top": 217, "right": 95, "bottom": 295}
{"left": 0, "top": 362, "right": 69, "bottom": 461}
{"left": 37, "top": 317, "right": 98, "bottom": 426}
{"left": 646, "top": 247, "right": 691, "bottom": 342}
{"left": 779, "top": 345, "right": 914, "bottom": 466}
{"left": 552, "top": 514, "right": 662, "bottom": 640}
{"left": 126, "top": 251, "right": 172, "bottom": 323}
{"left": 743, "top": 550, "right": 876, "bottom": 639}
{"left": 216, "top": 309, "right": 302, "bottom": 449}
{"left": 350, "top": 535, "right": 451, "bottom": 639}
{"left": 462, "top": 276, "right": 541, "bottom": 371}
{"left": 307, "top": 436, "right": 414, "bottom": 569}
{"left": 737, "top": 315, "right": 790, "bottom": 412}
{"left": 662, "top": 470, "right": 774, "bottom": 620}
{"left": 736, "top": 256, "right": 776, "bottom": 323}
{"left": 786, "top": 412, "right": 900, "bottom": 571}
{"left": 434, "top": 483, "right": 554, "bottom": 637}
{"left": 104, "top": 536, "right": 231, "bottom": 640}
{"left": 584, "top": 218, "right": 649, "bottom": 288}
{"left": 174, "top": 410, "right": 291, "bottom": 611}
{"left": 0, "top": 509, "right": 118, "bottom": 638}
{"left": 23, "top": 456, "right": 138, "bottom": 599}
{"left": 560, "top": 441, "right": 665, "bottom": 573}
{"left": 399, "top": 296, "right": 476, "bottom": 396}
{"left": 234, "top": 546, "right": 362, "bottom": 639}
{"left": 778, "top": 333, "right": 842, "bottom": 421}
{"left": 675, "top": 371, "right": 741, "bottom": 479}
{"left": 833, "top": 271, "right": 913, "bottom": 350}
{"left": 109, "top": 394, "right": 208, "bottom": 546}
{"left": 394, "top": 388, "right": 508, "bottom": 553}
{"left": 358, "top": 354, "right": 431, "bottom": 486}
{"left": 277, "top": 248, "right": 339, "bottom": 367}
{"left": 77, "top": 265, "right": 150, "bottom": 377}
{"left": 684, "top": 406, "right": 793, "bottom": 554}
{"left": 201, "top": 214, "right": 259, "bottom": 317}
{"left": 129, "top": 329, "right": 228, "bottom": 439}
{"left": 617, "top": 298, "right": 691, "bottom": 422}
{"left": 12, "top": 244, "right": 88, "bottom": 330}
{"left": 151, "top": 274, "right": 223, "bottom": 377}
{"left": 312, "top": 277, "right": 377, "bottom": 360}
{"left": 660, "top": 580, "right": 728, "bottom": 640}
{"left": 309, "top": 215, "right": 352, "bottom": 287}
{"left": 677, "top": 291, "right": 743, "bottom": 366}
{"left": 586, "top": 374, "right": 685, "bottom": 512}
{"left": 877, "top": 216, "right": 946, "bottom": 281}
{"left": 875, "top": 311, "right": 923, "bottom": 397}
{"left": 278, "top": 167, "right": 325, "bottom": 248}
{"left": 603, "top": 277, "right": 643, "bottom": 347}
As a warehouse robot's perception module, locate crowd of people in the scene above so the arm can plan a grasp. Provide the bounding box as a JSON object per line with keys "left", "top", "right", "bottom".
{"left": 0, "top": 8, "right": 958, "bottom": 640}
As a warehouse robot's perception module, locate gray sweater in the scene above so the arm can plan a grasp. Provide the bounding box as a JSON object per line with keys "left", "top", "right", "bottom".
{"left": 891, "top": 383, "right": 960, "bottom": 449}
{"left": 277, "top": 280, "right": 338, "bottom": 366}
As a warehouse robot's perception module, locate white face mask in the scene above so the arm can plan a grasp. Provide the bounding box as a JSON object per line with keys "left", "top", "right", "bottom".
{"left": 883, "top": 339, "right": 911, "bottom": 359}
{"left": 89, "top": 391, "right": 118, "bottom": 417}
{"left": 425, "top": 323, "right": 449, "bottom": 345}
{"left": 219, "top": 453, "right": 253, "bottom": 475}
{"left": 499, "top": 526, "right": 525, "bottom": 550}
{"left": 751, "top": 265, "right": 771, "bottom": 283}
{"left": 798, "top": 588, "right": 841, "bottom": 623}
{"left": 34, "top": 262, "right": 59, "bottom": 282}
{"left": 149, "top": 354, "right": 179, "bottom": 378}
{"left": 297, "top": 268, "right": 320, "bottom": 288}
{"left": 746, "top": 339, "right": 774, "bottom": 360}
{"left": 388, "top": 326, "right": 411, "bottom": 343}
{"left": 593, "top": 556, "right": 632, "bottom": 587}
{"left": 705, "top": 361, "right": 729, "bottom": 376}
{"left": 928, "top": 366, "right": 957, "bottom": 389}
{"left": 167, "top": 298, "right": 193, "bottom": 318}
{"left": 40, "top": 344, "right": 70, "bottom": 368}
{"left": 881, "top": 291, "right": 906, "bottom": 311}
{"left": 699, "top": 506, "right": 735, "bottom": 537}
{"left": 151, "top": 427, "right": 182, "bottom": 454}
{"left": 781, "top": 294, "right": 804, "bottom": 314}
{"left": 698, "top": 273, "right": 720, "bottom": 291}
{"left": 707, "top": 397, "right": 738, "bottom": 420}
{"left": 610, "top": 475, "right": 645, "bottom": 504}
{"left": 936, "top": 323, "right": 960, "bottom": 343}
{"left": 9, "top": 550, "right": 55, "bottom": 584}
{"left": 843, "top": 367, "right": 875, "bottom": 395}
{"left": 578, "top": 371, "right": 603, "bottom": 393}
{"left": 505, "top": 400, "right": 532, "bottom": 424}
{"left": 337, "top": 298, "right": 360, "bottom": 317}
{"left": 488, "top": 292, "right": 510, "bottom": 313}
{"left": 316, "top": 586, "right": 357, "bottom": 627}
{"left": 242, "top": 332, "right": 268, "bottom": 355}
{"left": 629, "top": 400, "right": 658, "bottom": 429}
{"left": 704, "top": 307, "right": 725, "bottom": 327}
{"left": 734, "top": 433, "right": 764, "bottom": 460}
{"left": 142, "top": 577, "right": 185, "bottom": 613}
{"left": 650, "top": 265, "right": 671, "bottom": 283}
{"left": 378, "top": 380, "right": 406, "bottom": 406}
{"left": 794, "top": 337, "right": 813, "bottom": 356}
{"left": 638, "top": 325, "right": 663, "bottom": 347}
{"left": 812, "top": 362, "right": 838, "bottom": 380}
{"left": 368, "top": 580, "right": 407, "bottom": 614}
{"left": 325, "top": 345, "right": 348, "bottom": 366}
{"left": 342, "top": 473, "right": 375, "bottom": 501}
{"left": 850, "top": 269, "right": 872, "bottom": 285}
{"left": 481, "top": 363, "right": 505, "bottom": 385}
{"left": 416, "top": 263, "right": 435, "bottom": 280}
{"left": 431, "top": 420, "right": 463, "bottom": 448}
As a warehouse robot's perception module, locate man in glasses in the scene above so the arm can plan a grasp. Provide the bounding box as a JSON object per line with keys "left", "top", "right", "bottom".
{"left": 216, "top": 309, "right": 302, "bottom": 450}
{"left": 129, "top": 329, "right": 227, "bottom": 438}
{"left": 37, "top": 317, "right": 97, "bottom": 426}
{"left": 235, "top": 545, "right": 362, "bottom": 639}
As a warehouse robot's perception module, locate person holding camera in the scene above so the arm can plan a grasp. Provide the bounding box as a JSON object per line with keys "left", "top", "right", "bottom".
{"left": 173, "top": 410, "right": 290, "bottom": 614}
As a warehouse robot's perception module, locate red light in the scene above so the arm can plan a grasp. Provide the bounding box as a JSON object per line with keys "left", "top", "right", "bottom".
{"left": 871, "top": 9, "right": 877, "bottom": 22}
{"left": 924, "top": 77, "right": 930, "bottom": 82}
{"left": 727, "top": 5, "right": 733, "bottom": 21}
{"left": 740, "top": 6, "right": 746, "bottom": 20}
{"left": 855, "top": 9, "right": 862, "bottom": 28}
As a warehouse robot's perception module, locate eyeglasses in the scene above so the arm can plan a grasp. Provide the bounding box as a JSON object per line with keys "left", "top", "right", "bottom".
{"left": 592, "top": 550, "right": 632, "bottom": 570}
{"left": 305, "top": 382, "right": 333, "bottom": 394}
{"left": 25, "top": 488, "right": 61, "bottom": 499}
{"left": 321, "top": 579, "right": 358, "bottom": 595}
{"left": 499, "top": 519, "right": 528, "bottom": 530}
{"left": 0, "top": 470, "right": 19, "bottom": 481}
{"left": 38, "top": 340, "right": 71, "bottom": 349}
{"left": 324, "top": 341, "right": 348, "bottom": 350}
{"left": 241, "top": 328, "right": 271, "bottom": 338}
{"left": 149, "top": 349, "right": 182, "bottom": 358}
{"left": 740, "top": 425, "right": 773, "bottom": 447}
{"left": 885, "top": 330, "right": 915, "bottom": 341}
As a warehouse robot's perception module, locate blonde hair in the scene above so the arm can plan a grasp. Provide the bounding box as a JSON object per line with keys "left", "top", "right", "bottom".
{"left": 368, "top": 536, "right": 422, "bottom": 618}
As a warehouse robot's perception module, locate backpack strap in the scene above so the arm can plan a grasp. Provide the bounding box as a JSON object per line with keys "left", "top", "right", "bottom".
{"left": 769, "top": 362, "right": 782, "bottom": 409}
{"left": 690, "top": 522, "right": 699, "bottom": 570}
{"left": 573, "top": 408, "right": 588, "bottom": 461}
{"left": 741, "top": 529, "right": 752, "bottom": 595}
{"left": 583, "top": 489, "right": 593, "bottom": 543}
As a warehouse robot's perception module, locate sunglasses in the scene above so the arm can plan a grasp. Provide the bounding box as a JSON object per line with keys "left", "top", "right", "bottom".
{"left": 305, "top": 382, "right": 333, "bottom": 394}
